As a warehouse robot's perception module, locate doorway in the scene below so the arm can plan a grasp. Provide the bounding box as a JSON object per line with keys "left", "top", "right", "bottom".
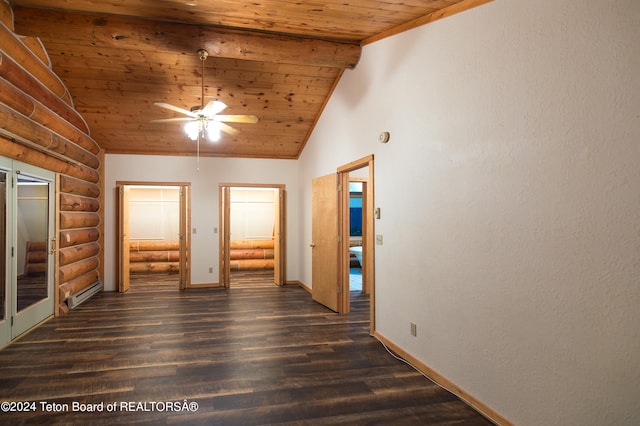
{"left": 219, "top": 184, "right": 286, "bottom": 288}
{"left": 347, "top": 178, "right": 367, "bottom": 295}
{"left": 116, "top": 182, "right": 191, "bottom": 292}
{"left": 0, "top": 159, "right": 56, "bottom": 349}
{"left": 311, "top": 155, "right": 375, "bottom": 328}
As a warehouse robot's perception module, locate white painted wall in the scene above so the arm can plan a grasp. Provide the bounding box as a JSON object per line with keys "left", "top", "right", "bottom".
{"left": 230, "top": 188, "right": 276, "bottom": 241}
{"left": 104, "top": 154, "right": 298, "bottom": 288}
{"left": 128, "top": 187, "right": 179, "bottom": 242}
{"left": 298, "top": 0, "right": 640, "bottom": 424}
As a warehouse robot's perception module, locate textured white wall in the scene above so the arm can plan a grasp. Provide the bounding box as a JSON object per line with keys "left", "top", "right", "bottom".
{"left": 298, "top": 0, "right": 640, "bottom": 424}
{"left": 128, "top": 187, "right": 179, "bottom": 241}
{"left": 230, "top": 188, "right": 276, "bottom": 241}
{"left": 104, "top": 154, "right": 298, "bottom": 289}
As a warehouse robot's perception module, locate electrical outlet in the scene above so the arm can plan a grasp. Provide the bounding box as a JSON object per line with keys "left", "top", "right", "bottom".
{"left": 410, "top": 322, "right": 417, "bottom": 337}
{"left": 208, "top": 267, "right": 213, "bottom": 273}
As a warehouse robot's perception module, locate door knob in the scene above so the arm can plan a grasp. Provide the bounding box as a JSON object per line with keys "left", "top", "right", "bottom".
{"left": 310, "top": 243, "right": 316, "bottom": 248}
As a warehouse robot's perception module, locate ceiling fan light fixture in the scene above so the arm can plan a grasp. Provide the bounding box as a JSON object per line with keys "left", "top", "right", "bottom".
{"left": 207, "top": 121, "right": 222, "bottom": 142}
{"left": 184, "top": 120, "right": 199, "bottom": 141}
{"left": 152, "top": 49, "right": 257, "bottom": 149}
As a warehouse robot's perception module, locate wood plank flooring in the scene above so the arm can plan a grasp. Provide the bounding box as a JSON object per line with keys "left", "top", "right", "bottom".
{"left": 0, "top": 273, "right": 493, "bottom": 425}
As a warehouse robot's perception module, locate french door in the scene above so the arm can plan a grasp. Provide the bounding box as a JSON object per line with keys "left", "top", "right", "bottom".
{"left": 0, "top": 158, "right": 55, "bottom": 348}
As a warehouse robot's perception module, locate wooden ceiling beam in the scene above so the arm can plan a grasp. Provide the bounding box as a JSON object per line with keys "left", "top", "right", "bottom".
{"left": 12, "top": 6, "right": 362, "bottom": 69}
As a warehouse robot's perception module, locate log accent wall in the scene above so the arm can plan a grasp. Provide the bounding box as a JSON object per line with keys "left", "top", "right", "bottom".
{"left": 129, "top": 241, "right": 180, "bottom": 274}
{"left": 0, "top": 2, "right": 103, "bottom": 315}
{"left": 229, "top": 240, "right": 275, "bottom": 271}
{"left": 24, "top": 241, "right": 47, "bottom": 276}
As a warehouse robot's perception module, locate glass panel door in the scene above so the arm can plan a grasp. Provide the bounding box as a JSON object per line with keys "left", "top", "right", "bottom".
{"left": 0, "top": 165, "right": 9, "bottom": 348}
{"left": 16, "top": 175, "right": 50, "bottom": 311}
{"left": 10, "top": 162, "right": 55, "bottom": 339}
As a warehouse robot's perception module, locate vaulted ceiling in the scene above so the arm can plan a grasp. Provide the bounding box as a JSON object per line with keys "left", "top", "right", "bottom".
{"left": 10, "top": 0, "right": 489, "bottom": 159}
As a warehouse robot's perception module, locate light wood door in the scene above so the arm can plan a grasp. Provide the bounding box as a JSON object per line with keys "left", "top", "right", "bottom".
{"left": 311, "top": 173, "right": 340, "bottom": 312}
{"left": 179, "top": 185, "right": 191, "bottom": 289}
{"left": 220, "top": 186, "right": 231, "bottom": 288}
{"left": 274, "top": 188, "right": 285, "bottom": 285}
{"left": 117, "top": 185, "right": 130, "bottom": 293}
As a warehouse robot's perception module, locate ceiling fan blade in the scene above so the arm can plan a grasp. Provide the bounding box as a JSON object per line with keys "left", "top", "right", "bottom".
{"left": 219, "top": 122, "right": 240, "bottom": 136}
{"left": 201, "top": 100, "right": 227, "bottom": 117}
{"left": 154, "top": 102, "right": 197, "bottom": 118}
{"left": 149, "top": 117, "right": 194, "bottom": 123}
{"left": 215, "top": 115, "right": 259, "bottom": 124}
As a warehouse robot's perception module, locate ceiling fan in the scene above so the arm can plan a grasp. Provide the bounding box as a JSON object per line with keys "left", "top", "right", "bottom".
{"left": 151, "top": 49, "right": 258, "bottom": 142}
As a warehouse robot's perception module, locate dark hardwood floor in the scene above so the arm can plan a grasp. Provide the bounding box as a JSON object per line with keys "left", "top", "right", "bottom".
{"left": 0, "top": 272, "right": 493, "bottom": 425}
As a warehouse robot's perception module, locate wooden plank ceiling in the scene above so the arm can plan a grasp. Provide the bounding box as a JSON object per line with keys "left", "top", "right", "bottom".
{"left": 9, "top": 0, "right": 488, "bottom": 159}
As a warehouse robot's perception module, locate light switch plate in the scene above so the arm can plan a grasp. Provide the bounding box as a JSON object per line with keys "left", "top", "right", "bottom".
{"left": 376, "top": 234, "right": 383, "bottom": 245}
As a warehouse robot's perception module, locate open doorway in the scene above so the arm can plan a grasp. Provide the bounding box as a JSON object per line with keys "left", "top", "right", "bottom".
{"left": 116, "top": 182, "right": 191, "bottom": 292}
{"left": 310, "top": 155, "right": 374, "bottom": 328}
{"left": 347, "top": 177, "right": 367, "bottom": 295}
{"left": 219, "top": 184, "right": 286, "bottom": 288}
{"left": 340, "top": 160, "right": 374, "bottom": 320}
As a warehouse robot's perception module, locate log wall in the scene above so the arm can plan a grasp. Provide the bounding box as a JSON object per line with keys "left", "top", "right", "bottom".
{"left": 0, "top": 2, "right": 103, "bottom": 315}
{"left": 129, "top": 241, "right": 180, "bottom": 274}
{"left": 229, "top": 240, "right": 275, "bottom": 271}
{"left": 24, "top": 241, "right": 47, "bottom": 276}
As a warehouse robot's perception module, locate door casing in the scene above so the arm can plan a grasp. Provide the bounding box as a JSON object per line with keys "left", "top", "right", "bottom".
{"left": 116, "top": 182, "right": 191, "bottom": 291}
{"left": 338, "top": 155, "right": 374, "bottom": 323}
{"left": 310, "top": 155, "right": 375, "bottom": 328}
{"left": 219, "top": 183, "right": 286, "bottom": 287}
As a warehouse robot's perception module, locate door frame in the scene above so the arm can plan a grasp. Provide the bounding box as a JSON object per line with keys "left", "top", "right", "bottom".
{"left": 116, "top": 181, "right": 191, "bottom": 291}
{"left": 337, "top": 155, "right": 375, "bottom": 328}
{"left": 219, "top": 183, "right": 286, "bottom": 288}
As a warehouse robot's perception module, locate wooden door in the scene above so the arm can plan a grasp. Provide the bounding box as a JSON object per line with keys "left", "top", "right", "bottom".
{"left": 311, "top": 173, "right": 340, "bottom": 312}
{"left": 179, "top": 185, "right": 191, "bottom": 290}
{"left": 117, "top": 185, "right": 130, "bottom": 293}
{"left": 273, "top": 188, "right": 285, "bottom": 285}
{"left": 219, "top": 186, "right": 231, "bottom": 288}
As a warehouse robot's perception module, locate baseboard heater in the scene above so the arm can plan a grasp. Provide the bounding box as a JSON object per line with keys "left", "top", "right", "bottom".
{"left": 67, "top": 281, "right": 103, "bottom": 310}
